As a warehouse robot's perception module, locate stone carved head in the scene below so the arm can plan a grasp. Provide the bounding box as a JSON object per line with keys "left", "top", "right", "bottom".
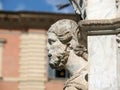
{"left": 47, "top": 19, "right": 86, "bottom": 70}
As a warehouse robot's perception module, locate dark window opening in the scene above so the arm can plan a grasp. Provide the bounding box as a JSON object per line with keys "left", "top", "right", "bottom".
{"left": 48, "top": 62, "right": 70, "bottom": 79}
{"left": 55, "top": 69, "right": 70, "bottom": 78}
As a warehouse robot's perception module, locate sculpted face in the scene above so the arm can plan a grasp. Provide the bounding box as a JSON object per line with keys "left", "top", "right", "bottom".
{"left": 47, "top": 19, "right": 86, "bottom": 69}
{"left": 47, "top": 32, "right": 68, "bottom": 70}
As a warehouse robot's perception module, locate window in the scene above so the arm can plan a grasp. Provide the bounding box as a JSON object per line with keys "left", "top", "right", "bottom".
{"left": 0, "top": 38, "right": 6, "bottom": 79}
{"left": 48, "top": 64, "right": 70, "bottom": 79}
{"left": 55, "top": 69, "right": 70, "bottom": 78}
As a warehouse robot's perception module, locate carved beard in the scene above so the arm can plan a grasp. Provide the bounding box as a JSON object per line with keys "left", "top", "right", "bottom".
{"left": 49, "top": 51, "right": 69, "bottom": 70}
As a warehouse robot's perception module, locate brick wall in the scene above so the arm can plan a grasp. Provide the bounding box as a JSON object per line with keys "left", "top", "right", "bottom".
{"left": 0, "top": 29, "right": 21, "bottom": 90}
{"left": 0, "top": 28, "right": 65, "bottom": 90}
{"left": 19, "top": 29, "right": 47, "bottom": 90}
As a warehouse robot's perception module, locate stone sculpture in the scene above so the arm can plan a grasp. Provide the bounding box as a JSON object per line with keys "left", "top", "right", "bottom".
{"left": 47, "top": 19, "right": 88, "bottom": 90}
{"left": 69, "top": 0, "right": 87, "bottom": 20}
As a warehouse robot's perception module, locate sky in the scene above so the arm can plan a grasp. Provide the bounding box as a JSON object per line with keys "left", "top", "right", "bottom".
{"left": 0, "top": 0, "right": 74, "bottom": 13}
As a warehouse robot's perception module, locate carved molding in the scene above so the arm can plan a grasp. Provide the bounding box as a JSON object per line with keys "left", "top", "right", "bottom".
{"left": 78, "top": 18, "right": 120, "bottom": 35}
{"left": 0, "top": 11, "right": 76, "bottom": 29}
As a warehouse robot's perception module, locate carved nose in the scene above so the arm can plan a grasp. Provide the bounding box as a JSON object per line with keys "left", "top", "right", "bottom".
{"left": 48, "top": 53, "right": 52, "bottom": 58}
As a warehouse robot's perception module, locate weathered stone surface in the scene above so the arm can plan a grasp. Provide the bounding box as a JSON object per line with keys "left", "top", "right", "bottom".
{"left": 85, "top": 0, "right": 118, "bottom": 90}
{"left": 87, "top": 0, "right": 117, "bottom": 19}
{"left": 116, "top": 0, "right": 120, "bottom": 17}
{"left": 88, "top": 35, "right": 118, "bottom": 90}
{"left": 69, "top": 0, "right": 87, "bottom": 20}
{"left": 47, "top": 19, "right": 88, "bottom": 90}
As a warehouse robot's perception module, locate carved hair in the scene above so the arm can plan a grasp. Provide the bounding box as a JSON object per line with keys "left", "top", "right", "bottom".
{"left": 48, "top": 19, "right": 79, "bottom": 44}
{"left": 48, "top": 19, "right": 87, "bottom": 59}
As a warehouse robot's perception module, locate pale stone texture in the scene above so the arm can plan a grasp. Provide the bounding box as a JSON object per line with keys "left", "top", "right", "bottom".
{"left": 117, "top": 33, "right": 120, "bottom": 89}
{"left": 86, "top": 0, "right": 118, "bottom": 90}
{"left": 87, "top": 0, "right": 117, "bottom": 19}
{"left": 117, "top": 0, "right": 120, "bottom": 17}
{"left": 88, "top": 35, "right": 118, "bottom": 90}
{"left": 117, "top": 43, "right": 120, "bottom": 89}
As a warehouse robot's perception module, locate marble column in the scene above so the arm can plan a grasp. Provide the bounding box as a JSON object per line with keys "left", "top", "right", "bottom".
{"left": 88, "top": 33, "right": 118, "bottom": 90}
{"left": 85, "top": 0, "right": 118, "bottom": 90}
{"left": 79, "top": 18, "right": 120, "bottom": 90}
{"left": 80, "top": 18, "right": 120, "bottom": 90}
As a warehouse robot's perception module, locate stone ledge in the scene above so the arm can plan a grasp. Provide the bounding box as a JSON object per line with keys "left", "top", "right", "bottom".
{"left": 78, "top": 18, "right": 120, "bottom": 35}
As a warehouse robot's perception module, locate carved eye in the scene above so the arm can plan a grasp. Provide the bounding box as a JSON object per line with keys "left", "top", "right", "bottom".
{"left": 48, "top": 39, "right": 56, "bottom": 45}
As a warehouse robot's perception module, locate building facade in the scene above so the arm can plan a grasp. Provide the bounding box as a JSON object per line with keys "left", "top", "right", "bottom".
{"left": 0, "top": 11, "right": 76, "bottom": 90}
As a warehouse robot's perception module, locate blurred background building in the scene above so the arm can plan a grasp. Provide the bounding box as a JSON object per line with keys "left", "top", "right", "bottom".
{"left": 0, "top": 0, "right": 77, "bottom": 90}
{"left": 0, "top": 11, "right": 76, "bottom": 90}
